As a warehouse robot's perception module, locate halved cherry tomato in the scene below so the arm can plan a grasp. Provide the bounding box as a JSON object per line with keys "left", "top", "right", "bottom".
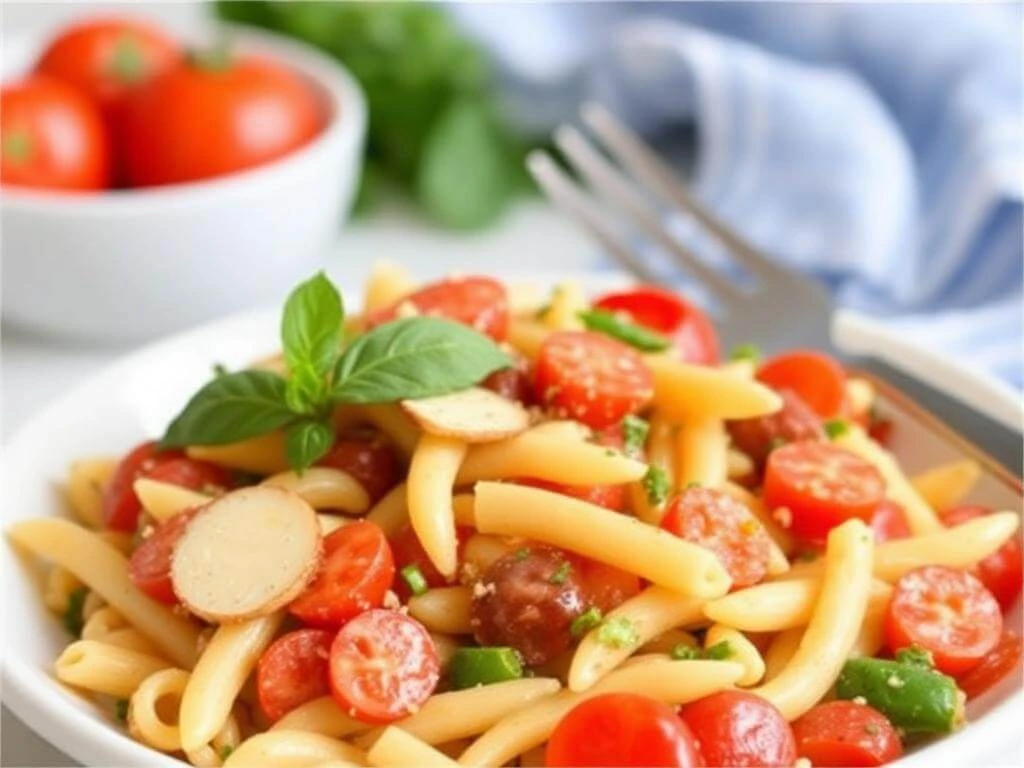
{"left": 941, "top": 505, "right": 1023, "bottom": 611}
{"left": 763, "top": 442, "right": 885, "bottom": 543}
{"left": 546, "top": 693, "right": 701, "bottom": 767}
{"left": 956, "top": 630, "right": 1022, "bottom": 700}
{"left": 388, "top": 522, "right": 472, "bottom": 600}
{"left": 757, "top": 351, "right": 847, "bottom": 418}
{"left": 660, "top": 486, "right": 771, "bottom": 589}
{"left": 870, "top": 500, "right": 912, "bottom": 543}
{"left": 885, "top": 565, "right": 1003, "bottom": 675}
{"left": 329, "top": 609, "right": 439, "bottom": 724}
{"left": 103, "top": 441, "right": 183, "bottom": 531}
{"left": 318, "top": 434, "right": 400, "bottom": 504}
{"left": 127, "top": 507, "right": 201, "bottom": 604}
{"left": 679, "top": 690, "right": 797, "bottom": 768}
{"left": 792, "top": 700, "right": 903, "bottom": 767}
{"left": 144, "top": 457, "right": 233, "bottom": 495}
{"left": 727, "top": 388, "right": 825, "bottom": 468}
{"left": 365, "top": 276, "right": 509, "bottom": 341}
{"left": 535, "top": 331, "right": 653, "bottom": 430}
{"left": 256, "top": 628, "right": 334, "bottom": 722}
{"left": 290, "top": 521, "right": 395, "bottom": 627}
{"left": 593, "top": 286, "right": 720, "bottom": 365}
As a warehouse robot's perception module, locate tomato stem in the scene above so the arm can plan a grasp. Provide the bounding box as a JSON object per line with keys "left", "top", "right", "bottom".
{"left": 2, "top": 130, "right": 32, "bottom": 164}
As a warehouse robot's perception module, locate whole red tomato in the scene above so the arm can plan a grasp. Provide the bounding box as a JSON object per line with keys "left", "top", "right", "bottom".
{"left": 120, "top": 51, "right": 324, "bottom": 187}
{"left": 35, "top": 17, "right": 180, "bottom": 117}
{"left": 0, "top": 75, "right": 111, "bottom": 191}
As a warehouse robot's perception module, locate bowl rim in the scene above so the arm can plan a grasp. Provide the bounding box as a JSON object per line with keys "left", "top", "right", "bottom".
{"left": 0, "top": 22, "right": 367, "bottom": 215}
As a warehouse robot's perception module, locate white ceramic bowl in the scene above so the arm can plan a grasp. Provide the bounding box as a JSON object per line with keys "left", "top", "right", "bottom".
{"left": 0, "top": 25, "right": 367, "bottom": 343}
{"left": 2, "top": 271, "right": 1021, "bottom": 767}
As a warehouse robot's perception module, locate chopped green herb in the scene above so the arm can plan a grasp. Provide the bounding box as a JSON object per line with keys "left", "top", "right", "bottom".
{"left": 621, "top": 415, "right": 650, "bottom": 456}
{"left": 449, "top": 647, "right": 524, "bottom": 689}
{"left": 895, "top": 646, "right": 935, "bottom": 669}
{"left": 219, "top": 744, "right": 235, "bottom": 761}
{"left": 596, "top": 617, "right": 639, "bottom": 649}
{"left": 704, "top": 641, "right": 733, "bottom": 660}
{"left": 570, "top": 607, "right": 604, "bottom": 638}
{"left": 62, "top": 586, "right": 88, "bottom": 638}
{"left": 115, "top": 699, "right": 129, "bottom": 723}
{"left": 549, "top": 560, "right": 572, "bottom": 585}
{"left": 730, "top": 343, "right": 762, "bottom": 365}
{"left": 514, "top": 548, "right": 530, "bottom": 562}
{"left": 577, "top": 309, "right": 671, "bottom": 352}
{"left": 642, "top": 465, "right": 671, "bottom": 507}
{"left": 401, "top": 564, "right": 429, "bottom": 596}
{"left": 670, "top": 644, "right": 701, "bottom": 660}
{"left": 824, "top": 419, "right": 850, "bottom": 439}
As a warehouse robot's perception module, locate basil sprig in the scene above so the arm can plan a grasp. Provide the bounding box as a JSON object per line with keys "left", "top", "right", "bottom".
{"left": 578, "top": 309, "right": 671, "bottom": 352}
{"left": 161, "top": 272, "right": 511, "bottom": 472}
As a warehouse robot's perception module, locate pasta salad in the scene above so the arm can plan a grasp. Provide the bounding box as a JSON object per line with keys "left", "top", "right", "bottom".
{"left": 8, "top": 263, "right": 1022, "bottom": 768}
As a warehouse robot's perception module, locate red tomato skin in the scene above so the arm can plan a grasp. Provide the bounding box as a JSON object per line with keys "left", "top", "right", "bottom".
{"left": 256, "top": 629, "right": 334, "bottom": 722}
{"left": 120, "top": 55, "right": 323, "bottom": 186}
{"left": 593, "top": 286, "right": 720, "bottom": 365}
{"left": 535, "top": 331, "right": 654, "bottom": 430}
{"left": 546, "top": 693, "right": 702, "bottom": 768}
{"left": 885, "top": 565, "right": 1003, "bottom": 675}
{"left": 482, "top": 354, "right": 534, "bottom": 404}
{"left": 763, "top": 442, "right": 885, "bottom": 543}
{"left": 660, "top": 486, "right": 771, "bottom": 589}
{"left": 757, "top": 351, "right": 847, "bottom": 418}
{"left": 35, "top": 18, "right": 179, "bottom": 116}
{"left": 289, "top": 521, "right": 395, "bottom": 628}
{"left": 0, "top": 75, "right": 111, "bottom": 191}
{"left": 318, "top": 436, "right": 400, "bottom": 504}
{"left": 388, "top": 522, "right": 472, "bottom": 600}
{"left": 870, "top": 500, "right": 912, "bottom": 543}
{"left": 941, "top": 505, "right": 1023, "bottom": 611}
{"left": 679, "top": 691, "right": 797, "bottom": 768}
{"left": 102, "top": 441, "right": 184, "bottom": 531}
{"left": 792, "top": 701, "right": 902, "bottom": 767}
{"left": 571, "top": 557, "right": 641, "bottom": 614}
{"left": 143, "top": 457, "right": 233, "bottom": 495}
{"left": 956, "top": 630, "right": 1023, "bottom": 700}
{"left": 128, "top": 507, "right": 201, "bottom": 603}
{"left": 329, "top": 609, "right": 440, "bottom": 724}
{"left": 365, "top": 276, "right": 509, "bottom": 341}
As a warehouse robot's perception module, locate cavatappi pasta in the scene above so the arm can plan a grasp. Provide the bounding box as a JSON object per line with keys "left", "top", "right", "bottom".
{"left": 7, "top": 266, "right": 1021, "bottom": 768}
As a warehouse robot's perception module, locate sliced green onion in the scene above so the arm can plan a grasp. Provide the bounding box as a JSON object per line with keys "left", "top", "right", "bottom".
{"left": 549, "top": 560, "right": 572, "bottom": 585}
{"left": 670, "top": 644, "right": 701, "bottom": 661}
{"left": 63, "top": 586, "right": 88, "bottom": 638}
{"left": 578, "top": 309, "right": 671, "bottom": 352}
{"left": 642, "top": 465, "right": 671, "bottom": 507}
{"left": 622, "top": 415, "right": 650, "bottom": 456}
{"left": 449, "top": 647, "right": 524, "bottom": 689}
{"left": 823, "top": 419, "right": 850, "bottom": 439}
{"left": 596, "top": 617, "right": 639, "bottom": 649}
{"left": 400, "top": 564, "right": 429, "bottom": 596}
{"left": 570, "top": 607, "right": 603, "bottom": 638}
{"left": 729, "top": 343, "right": 762, "bottom": 365}
{"left": 895, "top": 645, "right": 935, "bottom": 669}
{"left": 704, "top": 641, "right": 733, "bottom": 660}
{"left": 514, "top": 548, "right": 530, "bottom": 562}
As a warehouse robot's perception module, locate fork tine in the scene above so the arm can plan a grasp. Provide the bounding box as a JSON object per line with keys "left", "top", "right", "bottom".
{"left": 581, "top": 102, "right": 781, "bottom": 279}
{"left": 526, "top": 151, "right": 663, "bottom": 285}
{"left": 554, "top": 125, "right": 744, "bottom": 303}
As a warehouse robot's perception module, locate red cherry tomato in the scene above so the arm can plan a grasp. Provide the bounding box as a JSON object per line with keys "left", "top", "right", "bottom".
{"left": 365, "top": 276, "right": 509, "bottom": 341}
{"left": 388, "top": 522, "right": 472, "bottom": 600}
{"left": 885, "top": 565, "right": 1003, "bottom": 675}
{"left": 318, "top": 435, "right": 400, "bottom": 504}
{"left": 128, "top": 507, "right": 201, "bottom": 604}
{"left": 870, "top": 500, "right": 912, "bottom": 543}
{"left": 763, "top": 442, "right": 885, "bottom": 543}
{"left": 679, "top": 691, "right": 797, "bottom": 768}
{"left": 758, "top": 351, "right": 847, "bottom": 418}
{"left": 661, "top": 486, "right": 771, "bottom": 589}
{"left": 792, "top": 700, "right": 903, "bottom": 767}
{"left": 290, "top": 521, "right": 395, "bottom": 627}
{"left": 120, "top": 54, "right": 323, "bottom": 186}
{"left": 329, "top": 609, "right": 439, "bottom": 724}
{"left": 103, "top": 441, "right": 183, "bottom": 531}
{"left": 593, "top": 286, "right": 720, "bottom": 365}
{"left": 956, "top": 630, "right": 1022, "bottom": 700}
{"left": 546, "top": 693, "right": 701, "bottom": 767}
{"left": 535, "top": 331, "right": 653, "bottom": 430}
{"left": 35, "top": 18, "right": 179, "bottom": 117}
{"left": 144, "top": 457, "right": 233, "bottom": 495}
{"left": 256, "top": 628, "right": 334, "bottom": 722}
{"left": 0, "top": 75, "right": 110, "bottom": 191}
{"left": 941, "top": 505, "right": 1023, "bottom": 611}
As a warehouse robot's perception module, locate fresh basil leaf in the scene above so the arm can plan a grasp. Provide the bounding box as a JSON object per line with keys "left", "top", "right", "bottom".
{"left": 285, "top": 420, "right": 335, "bottom": 474}
{"left": 285, "top": 363, "right": 327, "bottom": 416}
{"left": 331, "top": 317, "right": 511, "bottom": 404}
{"left": 281, "top": 272, "right": 344, "bottom": 377}
{"left": 161, "top": 370, "right": 295, "bottom": 448}
{"left": 578, "top": 309, "right": 671, "bottom": 352}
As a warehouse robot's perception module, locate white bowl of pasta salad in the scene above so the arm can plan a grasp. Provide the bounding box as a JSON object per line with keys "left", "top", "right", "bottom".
{"left": 3, "top": 265, "right": 1021, "bottom": 768}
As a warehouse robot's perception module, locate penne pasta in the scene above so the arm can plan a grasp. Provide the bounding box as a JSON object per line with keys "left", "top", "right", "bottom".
{"left": 910, "top": 459, "right": 981, "bottom": 512}
{"left": 262, "top": 468, "right": 370, "bottom": 513}
{"left": 646, "top": 354, "right": 783, "bottom": 421}
{"left": 540, "top": 281, "right": 587, "bottom": 331}
{"left": 474, "top": 482, "right": 731, "bottom": 598}
{"left": 365, "top": 482, "right": 408, "bottom": 537}
{"left": 271, "top": 697, "right": 369, "bottom": 739}
{"left": 763, "top": 628, "right": 803, "bottom": 683}
{"left": 223, "top": 731, "right": 365, "bottom": 768}
{"left": 367, "top": 727, "right": 459, "bottom": 767}
{"left": 461, "top": 533, "right": 516, "bottom": 576}
{"left": 705, "top": 625, "right": 765, "bottom": 686}
{"left": 675, "top": 416, "right": 729, "bottom": 489}
{"left": 407, "top": 434, "right": 467, "bottom": 578}
{"left": 44, "top": 566, "right": 84, "bottom": 613}
{"left": 355, "top": 405, "right": 420, "bottom": 459}
{"left": 65, "top": 458, "right": 117, "bottom": 529}
{"left": 81, "top": 605, "right": 127, "bottom": 640}
{"left": 407, "top": 586, "right": 474, "bottom": 635}
{"left": 134, "top": 479, "right": 211, "bottom": 522}
{"left": 54, "top": 640, "right": 171, "bottom": 697}
{"left": 506, "top": 319, "right": 549, "bottom": 360}
{"left": 128, "top": 668, "right": 191, "bottom": 751}
{"left": 187, "top": 432, "right": 289, "bottom": 475}
{"left": 632, "top": 415, "right": 677, "bottom": 525}
{"left": 363, "top": 259, "right": 416, "bottom": 313}
{"left": 639, "top": 628, "right": 699, "bottom": 656}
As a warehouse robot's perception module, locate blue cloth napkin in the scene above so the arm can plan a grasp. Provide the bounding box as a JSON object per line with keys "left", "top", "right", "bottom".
{"left": 452, "top": 2, "right": 1024, "bottom": 387}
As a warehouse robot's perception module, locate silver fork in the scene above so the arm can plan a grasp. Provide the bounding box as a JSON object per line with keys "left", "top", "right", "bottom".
{"left": 526, "top": 103, "right": 1021, "bottom": 463}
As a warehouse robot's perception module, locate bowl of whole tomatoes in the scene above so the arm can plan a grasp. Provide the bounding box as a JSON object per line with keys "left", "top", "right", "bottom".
{"left": 0, "top": 16, "right": 366, "bottom": 342}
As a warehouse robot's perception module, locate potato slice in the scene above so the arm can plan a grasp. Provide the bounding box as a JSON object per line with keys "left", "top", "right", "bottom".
{"left": 401, "top": 387, "right": 529, "bottom": 443}
{"left": 171, "top": 486, "right": 321, "bottom": 623}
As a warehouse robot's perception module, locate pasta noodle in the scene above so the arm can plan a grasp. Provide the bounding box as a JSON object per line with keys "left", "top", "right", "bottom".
{"left": 540, "top": 281, "right": 587, "bottom": 331}
{"left": 506, "top": 318, "right": 549, "bottom": 360}
{"left": 272, "top": 697, "right": 369, "bottom": 739}
{"left": 187, "top": 432, "right": 289, "bottom": 475}
{"left": 365, "top": 482, "right": 408, "bottom": 537}
{"left": 631, "top": 415, "right": 676, "bottom": 525}
{"left": 128, "top": 668, "right": 191, "bottom": 751}
{"left": 262, "top": 468, "right": 370, "bottom": 513}
{"left": 355, "top": 405, "right": 420, "bottom": 459}
{"left": 763, "top": 628, "right": 803, "bottom": 683}
{"left": 65, "top": 458, "right": 117, "bottom": 528}
{"left": 134, "top": 479, "right": 211, "bottom": 522}
{"left": 367, "top": 726, "right": 459, "bottom": 767}
{"left": 910, "top": 459, "right": 981, "bottom": 512}
{"left": 53, "top": 640, "right": 170, "bottom": 697}
{"left": 474, "top": 482, "right": 731, "bottom": 598}
{"left": 645, "top": 354, "right": 783, "bottom": 421}
{"left": 223, "top": 731, "right": 365, "bottom": 767}
{"left": 407, "top": 434, "right": 467, "bottom": 578}
{"left": 675, "top": 416, "right": 729, "bottom": 489}
{"left": 407, "top": 587, "right": 474, "bottom": 635}
{"left": 80, "top": 605, "right": 127, "bottom": 640}
{"left": 363, "top": 259, "right": 417, "bottom": 313}
{"left": 44, "top": 566, "right": 83, "bottom": 613}
{"left": 704, "top": 624, "right": 765, "bottom": 687}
